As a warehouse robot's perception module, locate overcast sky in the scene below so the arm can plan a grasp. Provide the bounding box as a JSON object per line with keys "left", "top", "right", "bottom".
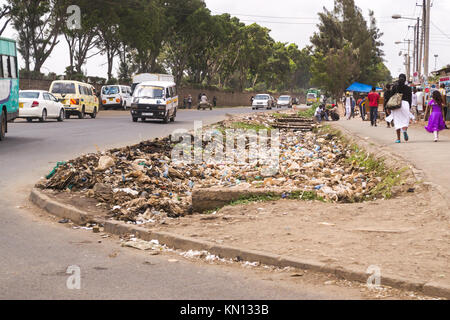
{"left": 2, "top": 0, "right": 450, "bottom": 80}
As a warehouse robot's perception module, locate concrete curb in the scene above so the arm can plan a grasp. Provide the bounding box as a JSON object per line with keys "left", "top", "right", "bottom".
{"left": 30, "top": 188, "right": 449, "bottom": 299}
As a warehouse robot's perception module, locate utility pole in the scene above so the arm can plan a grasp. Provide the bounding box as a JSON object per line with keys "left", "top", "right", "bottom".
{"left": 419, "top": 0, "right": 426, "bottom": 79}
{"left": 416, "top": 17, "right": 420, "bottom": 77}
{"left": 424, "top": 0, "right": 431, "bottom": 80}
{"left": 411, "top": 25, "right": 417, "bottom": 74}
{"left": 406, "top": 40, "right": 412, "bottom": 82}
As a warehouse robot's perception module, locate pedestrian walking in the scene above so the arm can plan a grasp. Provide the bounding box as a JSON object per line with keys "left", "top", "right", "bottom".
{"left": 344, "top": 92, "right": 354, "bottom": 120}
{"left": 416, "top": 88, "right": 425, "bottom": 120}
{"left": 357, "top": 95, "right": 367, "bottom": 121}
{"left": 411, "top": 87, "right": 418, "bottom": 120}
{"left": 367, "top": 87, "right": 380, "bottom": 127}
{"left": 183, "top": 96, "right": 187, "bottom": 109}
{"left": 213, "top": 96, "right": 217, "bottom": 107}
{"left": 386, "top": 74, "right": 415, "bottom": 143}
{"left": 425, "top": 90, "right": 446, "bottom": 142}
{"left": 351, "top": 95, "right": 356, "bottom": 118}
{"left": 439, "top": 84, "right": 448, "bottom": 129}
{"left": 187, "top": 94, "right": 192, "bottom": 109}
{"left": 384, "top": 84, "right": 394, "bottom": 128}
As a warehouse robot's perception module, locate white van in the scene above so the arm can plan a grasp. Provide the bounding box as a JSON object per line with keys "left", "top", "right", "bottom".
{"left": 131, "top": 73, "right": 175, "bottom": 95}
{"left": 101, "top": 85, "right": 132, "bottom": 110}
{"left": 130, "top": 80, "right": 178, "bottom": 123}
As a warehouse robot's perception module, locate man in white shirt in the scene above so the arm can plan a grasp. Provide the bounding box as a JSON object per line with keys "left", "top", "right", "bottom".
{"left": 344, "top": 92, "right": 353, "bottom": 120}
{"left": 416, "top": 88, "right": 424, "bottom": 119}
{"left": 314, "top": 104, "right": 328, "bottom": 123}
{"left": 411, "top": 87, "right": 418, "bottom": 120}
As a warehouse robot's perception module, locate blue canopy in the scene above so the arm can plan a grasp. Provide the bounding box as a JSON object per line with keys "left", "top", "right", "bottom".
{"left": 346, "top": 82, "right": 382, "bottom": 93}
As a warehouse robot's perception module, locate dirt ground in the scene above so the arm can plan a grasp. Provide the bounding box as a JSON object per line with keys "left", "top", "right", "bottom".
{"left": 28, "top": 192, "right": 441, "bottom": 300}
{"left": 46, "top": 184, "right": 450, "bottom": 290}
{"left": 153, "top": 190, "right": 449, "bottom": 287}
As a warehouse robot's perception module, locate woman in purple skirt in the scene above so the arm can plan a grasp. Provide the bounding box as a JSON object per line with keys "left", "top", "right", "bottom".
{"left": 425, "top": 90, "right": 447, "bottom": 142}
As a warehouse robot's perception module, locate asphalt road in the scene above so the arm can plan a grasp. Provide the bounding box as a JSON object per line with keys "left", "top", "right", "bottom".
{"left": 0, "top": 107, "right": 365, "bottom": 300}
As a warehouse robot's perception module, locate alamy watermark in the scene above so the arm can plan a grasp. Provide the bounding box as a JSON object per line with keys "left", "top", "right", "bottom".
{"left": 171, "top": 121, "right": 280, "bottom": 176}
{"left": 66, "top": 265, "right": 81, "bottom": 290}
{"left": 66, "top": 5, "right": 81, "bottom": 30}
{"left": 366, "top": 265, "right": 381, "bottom": 289}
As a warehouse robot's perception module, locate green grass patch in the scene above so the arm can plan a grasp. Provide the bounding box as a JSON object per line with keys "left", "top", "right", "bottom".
{"left": 297, "top": 102, "right": 319, "bottom": 118}
{"left": 229, "top": 190, "right": 325, "bottom": 207}
{"left": 272, "top": 113, "right": 290, "bottom": 119}
{"left": 229, "top": 121, "right": 272, "bottom": 131}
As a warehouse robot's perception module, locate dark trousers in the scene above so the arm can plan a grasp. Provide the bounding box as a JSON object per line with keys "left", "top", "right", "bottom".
{"left": 359, "top": 105, "right": 366, "bottom": 120}
{"left": 444, "top": 106, "right": 448, "bottom": 121}
{"left": 370, "top": 107, "right": 378, "bottom": 126}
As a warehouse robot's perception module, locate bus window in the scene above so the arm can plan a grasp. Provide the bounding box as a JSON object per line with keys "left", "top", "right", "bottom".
{"left": 2, "top": 55, "right": 10, "bottom": 78}
{"left": 0, "top": 56, "right": 3, "bottom": 78}
{"left": 9, "top": 56, "right": 17, "bottom": 78}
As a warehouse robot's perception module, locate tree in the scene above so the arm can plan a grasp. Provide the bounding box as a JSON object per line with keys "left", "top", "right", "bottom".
{"left": 9, "top": 0, "right": 63, "bottom": 73}
{"left": 96, "top": 1, "right": 122, "bottom": 81}
{"left": 311, "top": 44, "right": 359, "bottom": 99}
{"left": 0, "top": 3, "right": 11, "bottom": 36}
{"left": 161, "top": 0, "right": 209, "bottom": 84}
{"left": 119, "top": 0, "right": 166, "bottom": 73}
{"left": 60, "top": 0, "right": 102, "bottom": 75}
{"left": 310, "top": 0, "right": 391, "bottom": 97}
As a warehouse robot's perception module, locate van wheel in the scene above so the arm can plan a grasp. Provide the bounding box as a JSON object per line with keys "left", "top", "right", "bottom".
{"left": 141, "top": 118, "right": 146, "bottom": 122}
{"left": 170, "top": 109, "right": 176, "bottom": 122}
{"left": 39, "top": 109, "right": 47, "bottom": 122}
{"left": 163, "top": 113, "right": 169, "bottom": 123}
{"left": 57, "top": 109, "right": 64, "bottom": 122}
{"left": 132, "top": 117, "right": 138, "bottom": 122}
{"left": 90, "top": 108, "right": 97, "bottom": 119}
{"left": 78, "top": 107, "right": 85, "bottom": 119}
{"left": 27, "top": 118, "right": 33, "bottom": 122}
{"left": 0, "top": 109, "right": 6, "bottom": 141}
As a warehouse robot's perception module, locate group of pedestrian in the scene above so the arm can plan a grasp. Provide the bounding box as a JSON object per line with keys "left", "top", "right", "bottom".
{"left": 354, "top": 73, "right": 448, "bottom": 143}
{"left": 182, "top": 93, "right": 217, "bottom": 109}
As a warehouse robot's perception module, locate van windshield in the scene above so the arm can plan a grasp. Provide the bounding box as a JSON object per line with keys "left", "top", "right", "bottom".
{"left": 134, "top": 86, "right": 164, "bottom": 99}
{"left": 255, "top": 95, "right": 269, "bottom": 100}
{"left": 102, "top": 86, "right": 119, "bottom": 95}
{"left": 51, "top": 82, "right": 76, "bottom": 94}
{"left": 307, "top": 93, "right": 317, "bottom": 99}
{"left": 279, "top": 96, "right": 290, "bottom": 101}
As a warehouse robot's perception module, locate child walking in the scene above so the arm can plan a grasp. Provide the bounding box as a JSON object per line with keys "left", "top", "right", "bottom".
{"left": 425, "top": 90, "right": 446, "bottom": 142}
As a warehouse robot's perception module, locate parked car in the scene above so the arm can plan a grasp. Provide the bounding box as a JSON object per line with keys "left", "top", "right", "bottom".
{"left": 277, "top": 95, "right": 293, "bottom": 108}
{"left": 252, "top": 94, "right": 274, "bottom": 110}
{"left": 18, "top": 90, "right": 65, "bottom": 122}
{"left": 49, "top": 80, "right": 99, "bottom": 119}
{"left": 101, "top": 85, "right": 132, "bottom": 110}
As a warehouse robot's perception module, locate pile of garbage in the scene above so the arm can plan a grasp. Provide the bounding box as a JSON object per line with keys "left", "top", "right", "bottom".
{"left": 37, "top": 113, "right": 389, "bottom": 224}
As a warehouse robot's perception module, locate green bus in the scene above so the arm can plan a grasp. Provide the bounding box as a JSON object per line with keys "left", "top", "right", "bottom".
{"left": 0, "top": 37, "right": 19, "bottom": 141}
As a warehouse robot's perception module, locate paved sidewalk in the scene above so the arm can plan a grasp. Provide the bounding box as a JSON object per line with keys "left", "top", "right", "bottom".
{"left": 332, "top": 118, "right": 450, "bottom": 204}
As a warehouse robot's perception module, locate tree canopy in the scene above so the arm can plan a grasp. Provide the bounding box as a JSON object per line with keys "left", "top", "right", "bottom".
{"left": 6, "top": 0, "right": 390, "bottom": 94}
